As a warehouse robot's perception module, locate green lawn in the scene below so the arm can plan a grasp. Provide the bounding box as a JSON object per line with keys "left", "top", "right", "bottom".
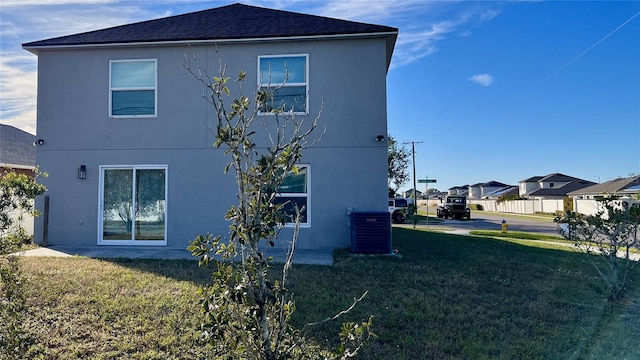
{"left": 14, "top": 228, "right": 640, "bottom": 359}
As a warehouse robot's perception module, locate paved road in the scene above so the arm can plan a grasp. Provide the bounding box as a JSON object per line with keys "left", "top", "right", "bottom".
{"left": 419, "top": 208, "right": 561, "bottom": 237}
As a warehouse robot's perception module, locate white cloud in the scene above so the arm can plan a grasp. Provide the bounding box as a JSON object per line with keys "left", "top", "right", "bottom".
{"left": 0, "top": 54, "right": 38, "bottom": 134}
{"left": 468, "top": 73, "right": 494, "bottom": 86}
{"left": 0, "top": 0, "right": 113, "bottom": 6}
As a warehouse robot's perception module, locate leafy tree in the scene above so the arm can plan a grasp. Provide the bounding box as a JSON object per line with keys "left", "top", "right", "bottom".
{"left": 556, "top": 199, "right": 640, "bottom": 300}
{"left": 184, "top": 50, "right": 374, "bottom": 359}
{"left": 387, "top": 135, "right": 410, "bottom": 196}
{"left": 0, "top": 167, "right": 47, "bottom": 358}
{"left": 496, "top": 193, "right": 523, "bottom": 205}
{"left": 1, "top": 168, "right": 47, "bottom": 252}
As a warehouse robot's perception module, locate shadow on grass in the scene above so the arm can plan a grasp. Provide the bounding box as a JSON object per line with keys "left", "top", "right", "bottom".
{"left": 103, "top": 257, "right": 212, "bottom": 285}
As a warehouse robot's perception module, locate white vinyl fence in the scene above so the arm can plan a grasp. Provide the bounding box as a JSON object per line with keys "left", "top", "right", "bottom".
{"left": 469, "top": 199, "right": 564, "bottom": 215}
{"left": 574, "top": 199, "right": 604, "bottom": 217}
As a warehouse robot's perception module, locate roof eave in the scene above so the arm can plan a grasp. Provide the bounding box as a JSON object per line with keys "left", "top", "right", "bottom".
{"left": 23, "top": 31, "right": 399, "bottom": 62}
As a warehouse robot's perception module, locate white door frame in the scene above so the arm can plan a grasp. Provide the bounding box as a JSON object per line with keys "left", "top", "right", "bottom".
{"left": 97, "top": 164, "right": 168, "bottom": 246}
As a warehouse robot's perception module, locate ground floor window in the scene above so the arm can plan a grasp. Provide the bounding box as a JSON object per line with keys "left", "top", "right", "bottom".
{"left": 273, "top": 165, "right": 310, "bottom": 227}
{"left": 98, "top": 165, "right": 167, "bottom": 245}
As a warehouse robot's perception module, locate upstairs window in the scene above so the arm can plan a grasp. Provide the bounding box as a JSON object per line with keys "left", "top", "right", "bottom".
{"left": 258, "top": 55, "right": 308, "bottom": 113}
{"left": 273, "top": 165, "right": 310, "bottom": 226}
{"left": 110, "top": 59, "right": 157, "bottom": 117}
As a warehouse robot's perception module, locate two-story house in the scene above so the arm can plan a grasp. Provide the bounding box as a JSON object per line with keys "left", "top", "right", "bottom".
{"left": 22, "top": 3, "right": 398, "bottom": 251}
{"left": 519, "top": 173, "right": 596, "bottom": 199}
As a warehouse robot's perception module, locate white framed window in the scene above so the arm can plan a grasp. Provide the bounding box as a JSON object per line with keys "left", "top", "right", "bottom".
{"left": 273, "top": 165, "right": 310, "bottom": 227}
{"left": 258, "top": 54, "right": 308, "bottom": 114}
{"left": 109, "top": 59, "right": 157, "bottom": 117}
{"left": 98, "top": 164, "right": 167, "bottom": 245}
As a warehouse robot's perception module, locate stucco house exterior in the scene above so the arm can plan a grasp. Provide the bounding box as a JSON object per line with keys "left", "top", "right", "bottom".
{"left": 467, "top": 183, "right": 483, "bottom": 199}
{"left": 519, "top": 176, "right": 543, "bottom": 197}
{"left": 22, "top": 3, "right": 398, "bottom": 251}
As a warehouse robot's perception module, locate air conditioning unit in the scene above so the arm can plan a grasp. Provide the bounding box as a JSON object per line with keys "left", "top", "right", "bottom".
{"left": 350, "top": 212, "right": 392, "bottom": 254}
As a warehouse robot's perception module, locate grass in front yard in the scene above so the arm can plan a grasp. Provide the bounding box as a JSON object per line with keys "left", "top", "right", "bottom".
{"left": 15, "top": 228, "right": 640, "bottom": 359}
{"left": 412, "top": 214, "right": 444, "bottom": 224}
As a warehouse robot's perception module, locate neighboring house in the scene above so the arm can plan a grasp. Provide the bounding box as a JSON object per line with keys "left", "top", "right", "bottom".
{"left": 0, "top": 124, "right": 36, "bottom": 177}
{"left": 448, "top": 186, "right": 469, "bottom": 196}
{"left": 403, "top": 189, "right": 423, "bottom": 199}
{"left": 519, "top": 176, "right": 543, "bottom": 197}
{"left": 520, "top": 173, "right": 596, "bottom": 199}
{"left": 478, "top": 181, "right": 509, "bottom": 198}
{"left": 22, "top": 3, "right": 398, "bottom": 250}
{"left": 567, "top": 175, "right": 640, "bottom": 199}
{"left": 468, "top": 183, "right": 483, "bottom": 199}
{"left": 482, "top": 186, "right": 519, "bottom": 200}
{"left": 0, "top": 124, "right": 37, "bottom": 236}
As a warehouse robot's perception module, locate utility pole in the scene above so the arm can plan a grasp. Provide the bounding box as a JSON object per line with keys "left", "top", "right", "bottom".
{"left": 404, "top": 141, "right": 423, "bottom": 228}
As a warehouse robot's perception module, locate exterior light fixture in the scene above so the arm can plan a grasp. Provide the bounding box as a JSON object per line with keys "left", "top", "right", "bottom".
{"left": 78, "top": 165, "right": 87, "bottom": 179}
{"left": 33, "top": 139, "right": 44, "bottom": 146}
{"left": 376, "top": 135, "right": 385, "bottom": 142}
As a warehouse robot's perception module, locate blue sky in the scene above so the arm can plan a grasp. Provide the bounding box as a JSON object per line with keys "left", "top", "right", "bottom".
{"left": 1, "top": 0, "right": 639, "bottom": 192}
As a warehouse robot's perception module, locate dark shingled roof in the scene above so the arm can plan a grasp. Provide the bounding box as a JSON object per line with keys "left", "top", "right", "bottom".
{"left": 567, "top": 176, "right": 640, "bottom": 196}
{"left": 0, "top": 124, "right": 36, "bottom": 167}
{"left": 22, "top": 3, "right": 398, "bottom": 48}
{"left": 538, "top": 173, "right": 584, "bottom": 183}
{"left": 481, "top": 180, "right": 509, "bottom": 188}
{"left": 520, "top": 176, "right": 543, "bottom": 183}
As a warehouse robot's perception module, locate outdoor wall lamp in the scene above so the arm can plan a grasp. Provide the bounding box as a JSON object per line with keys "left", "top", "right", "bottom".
{"left": 78, "top": 165, "right": 87, "bottom": 180}
{"left": 33, "top": 139, "right": 44, "bottom": 146}
{"left": 376, "top": 135, "right": 385, "bottom": 142}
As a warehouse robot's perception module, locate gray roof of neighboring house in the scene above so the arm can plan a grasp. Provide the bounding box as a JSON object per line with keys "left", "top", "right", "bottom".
{"left": 404, "top": 188, "right": 423, "bottom": 194}
{"left": 538, "top": 173, "right": 585, "bottom": 183}
{"left": 520, "top": 176, "right": 543, "bottom": 183}
{"left": 481, "top": 180, "right": 509, "bottom": 188}
{"left": 567, "top": 176, "right": 640, "bottom": 196}
{"left": 23, "top": 3, "right": 398, "bottom": 67}
{"left": 0, "top": 124, "right": 36, "bottom": 168}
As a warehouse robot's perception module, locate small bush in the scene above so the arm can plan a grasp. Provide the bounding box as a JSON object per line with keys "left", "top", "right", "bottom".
{"left": 469, "top": 204, "right": 483, "bottom": 211}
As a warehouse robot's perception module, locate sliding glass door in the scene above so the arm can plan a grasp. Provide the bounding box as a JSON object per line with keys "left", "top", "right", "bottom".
{"left": 99, "top": 165, "right": 167, "bottom": 245}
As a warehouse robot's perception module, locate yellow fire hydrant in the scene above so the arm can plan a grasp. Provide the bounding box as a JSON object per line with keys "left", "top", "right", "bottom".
{"left": 501, "top": 219, "right": 508, "bottom": 233}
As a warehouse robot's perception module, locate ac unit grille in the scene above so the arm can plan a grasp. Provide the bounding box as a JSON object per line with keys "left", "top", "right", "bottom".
{"left": 350, "top": 212, "right": 391, "bottom": 254}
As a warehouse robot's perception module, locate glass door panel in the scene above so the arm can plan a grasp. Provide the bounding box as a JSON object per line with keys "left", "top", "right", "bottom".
{"left": 102, "top": 169, "right": 134, "bottom": 240}
{"left": 134, "top": 168, "right": 166, "bottom": 240}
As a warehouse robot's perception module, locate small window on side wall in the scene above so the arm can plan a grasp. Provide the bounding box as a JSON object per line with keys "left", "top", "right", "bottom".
{"left": 258, "top": 55, "right": 308, "bottom": 114}
{"left": 273, "top": 165, "right": 310, "bottom": 226}
{"left": 110, "top": 59, "right": 157, "bottom": 117}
